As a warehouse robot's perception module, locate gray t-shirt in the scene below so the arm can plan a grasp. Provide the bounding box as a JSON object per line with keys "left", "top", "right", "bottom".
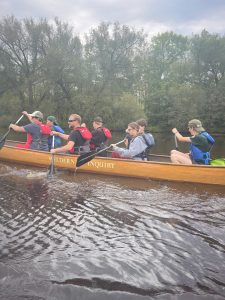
{"left": 23, "top": 123, "right": 41, "bottom": 150}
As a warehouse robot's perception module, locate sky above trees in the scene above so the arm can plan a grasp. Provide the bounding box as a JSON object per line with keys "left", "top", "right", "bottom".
{"left": 1, "top": 0, "right": 225, "bottom": 36}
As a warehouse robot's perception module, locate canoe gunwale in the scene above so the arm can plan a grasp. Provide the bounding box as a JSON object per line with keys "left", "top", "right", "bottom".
{"left": 0, "top": 141, "right": 225, "bottom": 186}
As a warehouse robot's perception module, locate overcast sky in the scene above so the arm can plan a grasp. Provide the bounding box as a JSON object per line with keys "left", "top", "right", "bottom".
{"left": 1, "top": 0, "right": 225, "bottom": 37}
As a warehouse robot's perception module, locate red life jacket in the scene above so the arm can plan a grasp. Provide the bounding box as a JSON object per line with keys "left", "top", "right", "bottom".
{"left": 39, "top": 123, "right": 51, "bottom": 135}
{"left": 16, "top": 133, "right": 33, "bottom": 149}
{"left": 102, "top": 127, "right": 112, "bottom": 139}
{"left": 16, "top": 123, "right": 50, "bottom": 149}
{"left": 75, "top": 127, "right": 92, "bottom": 140}
{"left": 69, "top": 127, "right": 92, "bottom": 154}
{"left": 89, "top": 127, "right": 112, "bottom": 150}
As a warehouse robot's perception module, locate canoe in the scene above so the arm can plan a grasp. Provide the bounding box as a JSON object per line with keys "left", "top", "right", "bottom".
{"left": 0, "top": 140, "right": 225, "bottom": 186}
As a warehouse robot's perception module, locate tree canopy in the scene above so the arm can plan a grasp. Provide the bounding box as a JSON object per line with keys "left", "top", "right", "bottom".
{"left": 0, "top": 16, "right": 224, "bottom": 132}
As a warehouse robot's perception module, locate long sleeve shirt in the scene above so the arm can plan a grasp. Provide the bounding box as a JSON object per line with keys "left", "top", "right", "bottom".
{"left": 113, "top": 135, "right": 147, "bottom": 160}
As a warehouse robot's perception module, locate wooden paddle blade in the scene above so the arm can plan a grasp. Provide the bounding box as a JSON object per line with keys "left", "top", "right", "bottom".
{"left": 48, "top": 165, "right": 55, "bottom": 177}
{"left": 48, "top": 155, "right": 56, "bottom": 177}
{"left": 76, "top": 151, "right": 96, "bottom": 168}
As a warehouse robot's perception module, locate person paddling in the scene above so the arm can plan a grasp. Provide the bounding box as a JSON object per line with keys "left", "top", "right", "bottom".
{"left": 171, "top": 119, "right": 215, "bottom": 165}
{"left": 9, "top": 111, "right": 50, "bottom": 151}
{"left": 46, "top": 116, "right": 64, "bottom": 150}
{"left": 111, "top": 122, "right": 148, "bottom": 160}
{"left": 50, "top": 114, "right": 92, "bottom": 155}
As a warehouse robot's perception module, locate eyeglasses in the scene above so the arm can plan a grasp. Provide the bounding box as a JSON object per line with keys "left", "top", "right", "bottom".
{"left": 68, "top": 119, "right": 76, "bottom": 122}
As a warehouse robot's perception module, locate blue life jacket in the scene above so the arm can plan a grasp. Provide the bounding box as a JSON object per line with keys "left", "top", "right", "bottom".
{"left": 190, "top": 131, "right": 215, "bottom": 165}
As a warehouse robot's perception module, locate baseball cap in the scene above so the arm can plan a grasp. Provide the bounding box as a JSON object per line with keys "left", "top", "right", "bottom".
{"left": 47, "top": 115, "right": 58, "bottom": 125}
{"left": 30, "top": 111, "right": 43, "bottom": 120}
{"left": 93, "top": 116, "right": 103, "bottom": 123}
{"left": 188, "top": 119, "right": 205, "bottom": 132}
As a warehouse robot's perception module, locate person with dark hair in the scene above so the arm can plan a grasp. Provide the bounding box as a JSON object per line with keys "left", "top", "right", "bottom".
{"left": 46, "top": 116, "right": 64, "bottom": 150}
{"left": 136, "top": 119, "right": 155, "bottom": 160}
{"left": 171, "top": 119, "right": 215, "bottom": 165}
{"left": 111, "top": 122, "right": 148, "bottom": 160}
{"left": 90, "top": 116, "right": 112, "bottom": 157}
{"left": 50, "top": 114, "right": 92, "bottom": 155}
{"left": 9, "top": 111, "right": 50, "bottom": 151}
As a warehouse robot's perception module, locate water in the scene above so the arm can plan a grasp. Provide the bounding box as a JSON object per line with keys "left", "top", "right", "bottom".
{"left": 0, "top": 163, "right": 225, "bottom": 300}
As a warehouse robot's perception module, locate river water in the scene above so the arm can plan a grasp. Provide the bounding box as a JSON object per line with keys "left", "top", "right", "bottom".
{"left": 0, "top": 163, "right": 225, "bottom": 300}
{"left": 0, "top": 131, "right": 225, "bottom": 299}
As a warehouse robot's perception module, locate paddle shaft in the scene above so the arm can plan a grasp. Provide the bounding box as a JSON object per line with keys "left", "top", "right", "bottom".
{"left": 174, "top": 134, "right": 178, "bottom": 150}
{"left": 76, "top": 140, "right": 125, "bottom": 168}
{"left": 0, "top": 115, "right": 24, "bottom": 145}
{"left": 95, "top": 140, "right": 124, "bottom": 156}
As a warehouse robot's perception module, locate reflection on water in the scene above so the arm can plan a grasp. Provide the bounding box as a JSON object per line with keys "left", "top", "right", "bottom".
{"left": 0, "top": 163, "right": 225, "bottom": 300}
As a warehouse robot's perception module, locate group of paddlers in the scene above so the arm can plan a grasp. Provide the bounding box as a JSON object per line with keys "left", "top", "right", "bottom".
{"left": 9, "top": 111, "right": 215, "bottom": 165}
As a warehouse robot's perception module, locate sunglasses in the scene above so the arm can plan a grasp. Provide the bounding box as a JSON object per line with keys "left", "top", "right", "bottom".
{"left": 68, "top": 119, "right": 76, "bottom": 122}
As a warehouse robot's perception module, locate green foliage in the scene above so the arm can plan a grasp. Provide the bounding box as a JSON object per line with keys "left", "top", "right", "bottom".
{"left": 0, "top": 17, "right": 225, "bottom": 133}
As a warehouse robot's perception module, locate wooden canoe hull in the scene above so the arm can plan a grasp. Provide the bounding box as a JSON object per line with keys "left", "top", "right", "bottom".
{"left": 0, "top": 142, "right": 225, "bottom": 186}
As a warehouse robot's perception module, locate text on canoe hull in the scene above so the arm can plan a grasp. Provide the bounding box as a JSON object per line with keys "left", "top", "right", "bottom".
{"left": 52, "top": 157, "right": 115, "bottom": 169}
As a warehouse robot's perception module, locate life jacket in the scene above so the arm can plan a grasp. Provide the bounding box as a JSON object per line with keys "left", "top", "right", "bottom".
{"left": 141, "top": 132, "right": 155, "bottom": 161}
{"left": 90, "top": 127, "right": 112, "bottom": 151}
{"left": 102, "top": 128, "right": 112, "bottom": 139}
{"left": 16, "top": 133, "right": 33, "bottom": 149}
{"left": 16, "top": 123, "right": 45, "bottom": 150}
{"left": 75, "top": 127, "right": 92, "bottom": 140}
{"left": 134, "top": 133, "right": 155, "bottom": 160}
{"left": 128, "top": 135, "right": 148, "bottom": 160}
{"left": 39, "top": 123, "right": 51, "bottom": 135}
{"left": 190, "top": 131, "right": 215, "bottom": 165}
{"left": 69, "top": 127, "right": 92, "bottom": 154}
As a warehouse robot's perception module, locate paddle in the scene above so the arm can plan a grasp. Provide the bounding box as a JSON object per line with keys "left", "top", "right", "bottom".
{"left": 48, "top": 135, "right": 55, "bottom": 177}
{"left": 76, "top": 140, "right": 125, "bottom": 168}
{"left": 0, "top": 115, "right": 24, "bottom": 150}
{"left": 174, "top": 134, "right": 178, "bottom": 150}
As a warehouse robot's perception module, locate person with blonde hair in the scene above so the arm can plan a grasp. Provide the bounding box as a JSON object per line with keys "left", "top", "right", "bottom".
{"left": 171, "top": 119, "right": 215, "bottom": 165}
{"left": 50, "top": 114, "right": 92, "bottom": 155}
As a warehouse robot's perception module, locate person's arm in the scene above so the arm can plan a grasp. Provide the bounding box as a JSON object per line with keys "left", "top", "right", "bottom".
{"left": 52, "top": 131, "right": 69, "bottom": 140}
{"left": 9, "top": 124, "right": 26, "bottom": 132}
{"left": 22, "top": 111, "right": 33, "bottom": 122}
{"left": 112, "top": 138, "right": 146, "bottom": 158}
{"left": 50, "top": 141, "right": 74, "bottom": 154}
{"left": 172, "top": 128, "right": 191, "bottom": 142}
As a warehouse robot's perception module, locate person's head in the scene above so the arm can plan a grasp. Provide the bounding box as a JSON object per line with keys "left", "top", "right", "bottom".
{"left": 126, "top": 122, "right": 140, "bottom": 138}
{"left": 47, "top": 116, "right": 58, "bottom": 127}
{"left": 93, "top": 116, "right": 103, "bottom": 129}
{"left": 136, "top": 119, "right": 147, "bottom": 134}
{"left": 68, "top": 114, "right": 81, "bottom": 129}
{"left": 30, "top": 111, "right": 43, "bottom": 123}
{"left": 188, "top": 119, "right": 205, "bottom": 135}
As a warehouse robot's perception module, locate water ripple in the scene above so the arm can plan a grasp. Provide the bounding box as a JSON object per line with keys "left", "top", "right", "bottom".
{"left": 0, "top": 165, "right": 225, "bottom": 299}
